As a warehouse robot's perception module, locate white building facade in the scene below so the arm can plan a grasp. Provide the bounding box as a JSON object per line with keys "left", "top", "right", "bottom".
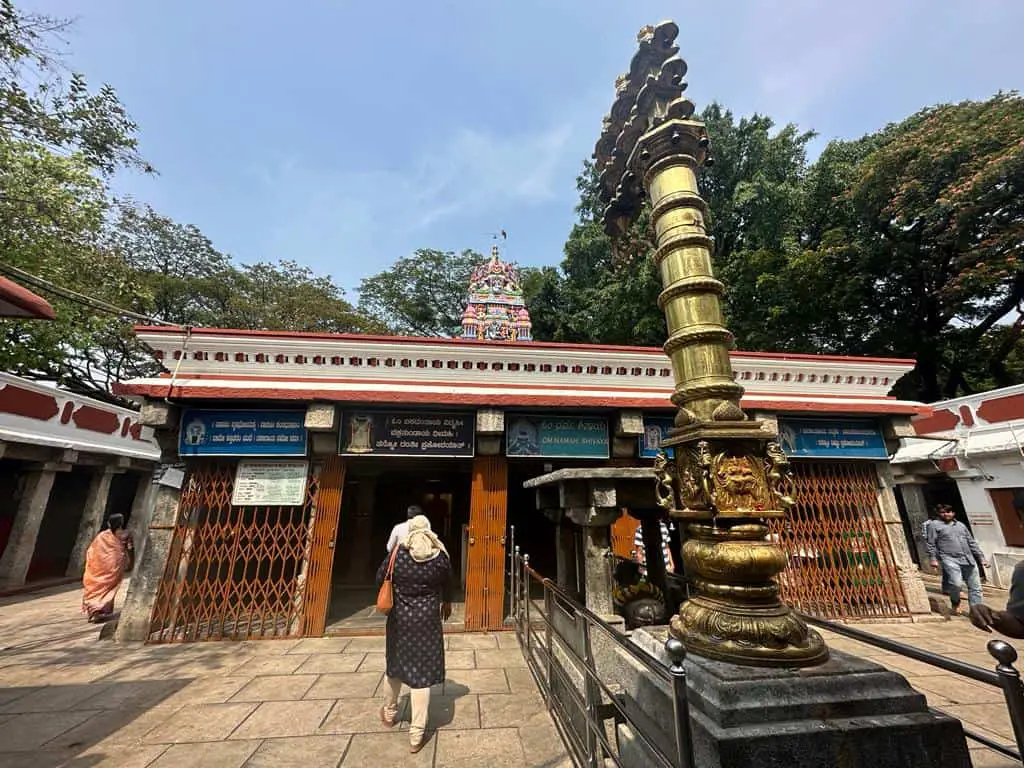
{"left": 892, "top": 383, "right": 1024, "bottom": 587}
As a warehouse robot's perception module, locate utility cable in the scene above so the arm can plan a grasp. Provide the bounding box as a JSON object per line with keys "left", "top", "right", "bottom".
{"left": 0, "top": 262, "right": 178, "bottom": 326}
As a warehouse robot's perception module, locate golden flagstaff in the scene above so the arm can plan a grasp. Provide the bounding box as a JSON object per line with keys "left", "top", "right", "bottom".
{"left": 594, "top": 20, "right": 828, "bottom": 667}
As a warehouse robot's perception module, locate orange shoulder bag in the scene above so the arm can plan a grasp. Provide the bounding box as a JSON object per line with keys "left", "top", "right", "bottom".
{"left": 376, "top": 546, "right": 400, "bottom": 615}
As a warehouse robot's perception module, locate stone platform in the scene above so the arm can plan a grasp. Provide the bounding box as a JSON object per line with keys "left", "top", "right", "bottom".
{"left": 623, "top": 626, "right": 971, "bottom": 768}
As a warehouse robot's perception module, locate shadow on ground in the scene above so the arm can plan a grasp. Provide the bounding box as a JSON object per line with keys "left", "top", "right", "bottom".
{"left": 0, "top": 678, "right": 191, "bottom": 768}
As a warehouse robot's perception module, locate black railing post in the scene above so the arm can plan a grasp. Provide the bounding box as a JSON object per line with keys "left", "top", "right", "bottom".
{"left": 544, "top": 581, "right": 554, "bottom": 702}
{"left": 665, "top": 636, "right": 695, "bottom": 768}
{"left": 511, "top": 545, "right": 520, "bottom": 625}
{"left": 523, "top": 553, "right": 531, "bottom": 656}
{"left": 989, "top": 639, "right": 1024, "bottom": 757}
{"left": 580, "top": 614, "right": 603, "bottom": 767}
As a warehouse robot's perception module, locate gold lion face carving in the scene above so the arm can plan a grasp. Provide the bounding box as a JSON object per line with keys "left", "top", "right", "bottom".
{"left": 711, "top": 456, "right": 769, "bottom": 512}
{"left": 717, "top": 457, "right": 756, "bottom": 496}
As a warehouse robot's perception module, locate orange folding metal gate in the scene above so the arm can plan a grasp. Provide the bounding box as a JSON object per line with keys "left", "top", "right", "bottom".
{"left": 769, "top": 460, "right": 910, "bottom": 620}
{"left": 464, "top": 455, "right": 508, "bottom": 631}
{"left": 148, "top": 457, "right": 345, "bottom": 642}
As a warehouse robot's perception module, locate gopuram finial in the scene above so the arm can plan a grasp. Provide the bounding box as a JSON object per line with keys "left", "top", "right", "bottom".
{"left": 460, "top": 238, "right": 532, "bottom": 343}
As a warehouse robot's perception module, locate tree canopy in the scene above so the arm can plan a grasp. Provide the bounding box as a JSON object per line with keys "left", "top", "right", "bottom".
{"left": 531, "top": 95, "right": 1024, "bottom": 402}
{"left": 0, "top": 1, "right": 379, "bottom": 403}
{"left": 357, "top": 248, "right": 484, "bottom": 337}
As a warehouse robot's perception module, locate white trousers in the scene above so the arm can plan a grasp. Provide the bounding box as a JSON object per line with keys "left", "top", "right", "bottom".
{"left": 383, "top": 675, "right": 430, "bottom": 744}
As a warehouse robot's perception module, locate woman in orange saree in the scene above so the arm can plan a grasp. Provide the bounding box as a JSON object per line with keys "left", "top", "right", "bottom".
{"left": 82, "top": 514, "right": 134, "bottom": 622}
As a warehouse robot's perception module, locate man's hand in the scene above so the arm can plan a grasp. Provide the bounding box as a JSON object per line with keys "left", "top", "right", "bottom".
{"left": 983, "top": 561, "right": 990, "bottom": 568}
{"left": 930, "top": 560, "right": 939, "bottom": 569}
{"left": 970, "top": 603, "right": 998, "bottom": 632}
{"left": 441, "top": 602, "right": 452, "bottom": 621}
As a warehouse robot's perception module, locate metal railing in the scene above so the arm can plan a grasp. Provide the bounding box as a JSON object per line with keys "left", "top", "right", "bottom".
{"left": 510, "top": 547, "right": 695, "bottom": 768}
{"left": 803, "top": 614, "right": 1024, "bottom": 762}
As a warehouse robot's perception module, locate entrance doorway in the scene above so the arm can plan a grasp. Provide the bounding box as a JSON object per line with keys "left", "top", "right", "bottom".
{"left": 506, "top": 460, "right": 557, "bottom": 581}
{"left": 325, "top": 459, "right": 472, "bottom": 633}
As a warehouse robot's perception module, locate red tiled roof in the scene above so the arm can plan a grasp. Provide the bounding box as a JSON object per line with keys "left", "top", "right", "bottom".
{"left": 0, "top": 277, "right": 55, "bottom": 320}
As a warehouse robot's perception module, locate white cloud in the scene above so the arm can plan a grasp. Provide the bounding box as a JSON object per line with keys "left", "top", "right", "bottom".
{"left": 251, "top": 113, "right": 586, "bottom": 286}
{"left": 390, "top": 122, "right": 575, "bottom": 230}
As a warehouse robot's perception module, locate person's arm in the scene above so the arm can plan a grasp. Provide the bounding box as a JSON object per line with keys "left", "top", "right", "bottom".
{"left": 966, "top": 529, "right": 988, "bottom": 564}
{"left": 440, "top": 555, "right": 454, "bottom": 620}
{"left": 971, "top": 606, "right": 1024, "bottom": 638}
{"left": 386, "top": 525, "right": 400, "bottom": 553}
{"left": 633, "top": 531, "right": 646, "bottom": 562}
{"left": 971, "top": 562, "right": 1024, "bottom": 637}
{"left": 925, "top": 524, "right": 938, "bottom": 564}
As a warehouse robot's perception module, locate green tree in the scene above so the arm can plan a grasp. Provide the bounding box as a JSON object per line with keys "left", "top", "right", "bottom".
{"left": 223, "top": 261, "right": 383, "bottom": 334}
{"left": 106, "top": 202, "right": 232, "bottom": 326}
{"left": 788, "top": 93, "right": 1024, "bottom": 400}
{"left": 358, "top": 248, "right": 483, "bottom": 336}
{"left": 0, "top": 0, "right": 152, "bottom": 402}
{"left": 0, "top": 0, "right": 146, "bottom": 173}
{"left": 0, "top": 140, "right": 146, "bottom": 399}
{"left": 518, "top": 266, "right": 563, "bottom": 341}
{"left": 696, "top": 105, "right": 816, "bottom": 351}
{"left": 543, "top": 105, "right": 812, "bottom": 349}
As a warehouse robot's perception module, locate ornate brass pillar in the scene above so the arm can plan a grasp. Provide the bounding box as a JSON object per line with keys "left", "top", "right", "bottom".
{"left": 596, "top": 21, "right": 827, "bottom": 667}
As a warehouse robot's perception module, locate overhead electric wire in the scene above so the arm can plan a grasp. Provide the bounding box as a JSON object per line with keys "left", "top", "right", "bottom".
{"left": 0, "top": 262, "right": 178, "bottom": 326}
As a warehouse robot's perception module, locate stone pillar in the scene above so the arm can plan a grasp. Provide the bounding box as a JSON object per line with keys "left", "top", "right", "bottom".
{"left": 896, "top": 480, "right": 932, "bottom": 569}
{"left": 126, "top": 472, "right": 157, "bottom": 574}
{"left": 66, "top": 467, "right": 119, "bottom": 578}
{"left": 115, "top": 470, "right": 184, "bottom": 641}
{"left": 613, "top": 410, "right": 643, "bottom": 459}
{"left": 527, "top": 468, "right": 657, "bottom": 620}
{"left": 0, "top": 466, "right": 59, "bottom": 587}
{"left": 115, "top": 398, "right": 183, "bottom": 641}
{"left": 555, "top": 520, "right": 576, "bottom": 596}
{"left": 583, "top": 524, "right": 614, "bottom": 616}
{"left": 875, "top": 462, "right": 931, "bottom": 616}
{"left": 476, "top": 409, "right": 504, "bottom": 456}
{"left": 346, "top": 478, "right": 376, "bottom": 582}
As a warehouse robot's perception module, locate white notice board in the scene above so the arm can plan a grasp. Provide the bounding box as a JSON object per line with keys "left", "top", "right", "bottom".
{"left": 231, "top": 460, "right": 310, "bottom": 506}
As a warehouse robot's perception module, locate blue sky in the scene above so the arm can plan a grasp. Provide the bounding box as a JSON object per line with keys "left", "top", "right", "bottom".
{"left": 26, "top": 1, "right": 1024, "bottom": 299}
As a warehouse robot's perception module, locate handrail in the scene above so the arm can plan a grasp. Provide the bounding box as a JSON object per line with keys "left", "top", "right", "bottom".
{"left": 801, "top": 613, "right": 999, "bottom": 685}
{"left": 531, "top": 568, "right": 677, "bottom": 685}
{"left": 511, "top": 548, "right": 695, "bottom": 768}
{"left": 803, "top": 613, "right": 1024, "bottom": 761}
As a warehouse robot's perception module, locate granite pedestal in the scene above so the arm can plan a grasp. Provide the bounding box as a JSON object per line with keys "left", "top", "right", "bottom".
{"left": 622, "top": 626, "right": 971, "bottom": 768}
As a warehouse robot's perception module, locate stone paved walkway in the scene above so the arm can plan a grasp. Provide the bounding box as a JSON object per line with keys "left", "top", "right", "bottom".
{"left": 815, "top": 582, "right": 1022, "bottom": 768}
{"left": 0, "top": 583, "right": 570, "bottom": 768}
{"left": 6, "top": 581, "right": 1024, "bottom": 767}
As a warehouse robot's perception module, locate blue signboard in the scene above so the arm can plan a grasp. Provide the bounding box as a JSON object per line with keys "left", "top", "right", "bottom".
{"left": 179, "top": 409, "right": 308, "bottom": 457}
{"left": 506, "top": 415, "right": 609, "bottom": 458}
{"left": 777, "top": 418, "right": 887, "bottom": 460}
{"left": 639, "top": 416, "right": 676, "bottom": 458}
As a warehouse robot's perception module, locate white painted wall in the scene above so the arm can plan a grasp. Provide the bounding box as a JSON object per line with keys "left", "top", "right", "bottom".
{"left": 954, "top": 450, "right": 1024, "bottom": 588}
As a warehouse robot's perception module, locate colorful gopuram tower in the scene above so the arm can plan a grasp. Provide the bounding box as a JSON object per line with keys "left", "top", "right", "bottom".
{"left": 460, "top": 245, "right": 532, "bottom": 342}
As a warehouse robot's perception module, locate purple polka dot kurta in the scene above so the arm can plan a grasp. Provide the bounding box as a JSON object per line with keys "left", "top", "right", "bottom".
{"left": 376, "top": 548, "right": 454, "bottom": 689}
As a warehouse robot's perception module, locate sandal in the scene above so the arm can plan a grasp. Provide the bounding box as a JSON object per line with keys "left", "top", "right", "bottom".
{"left": 410, "top": 740, "right": 425, "bottom": 754}
{"left": 380, "top": 706, "right": 396, "bottom": 728}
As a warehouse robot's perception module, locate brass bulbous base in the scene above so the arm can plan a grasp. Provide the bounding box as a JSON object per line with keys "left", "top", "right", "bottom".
{"left": 669, "top": 520, "right": 828, "bottom": 667}
{"left": 671, "top": 596, "right": 829, "bottom": 668}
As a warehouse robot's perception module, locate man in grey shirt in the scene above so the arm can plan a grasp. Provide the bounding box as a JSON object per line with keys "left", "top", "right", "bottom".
{"left": 927, "top": 504, "right": 989, "bottom": 615}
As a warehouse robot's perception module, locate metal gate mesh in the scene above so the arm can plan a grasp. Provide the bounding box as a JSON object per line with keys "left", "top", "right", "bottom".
{"left": 148, "top": 461, "right": 321, "bottom": 642}
{"left": 769, "top": 460, "right": 910, "bottom": 619}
